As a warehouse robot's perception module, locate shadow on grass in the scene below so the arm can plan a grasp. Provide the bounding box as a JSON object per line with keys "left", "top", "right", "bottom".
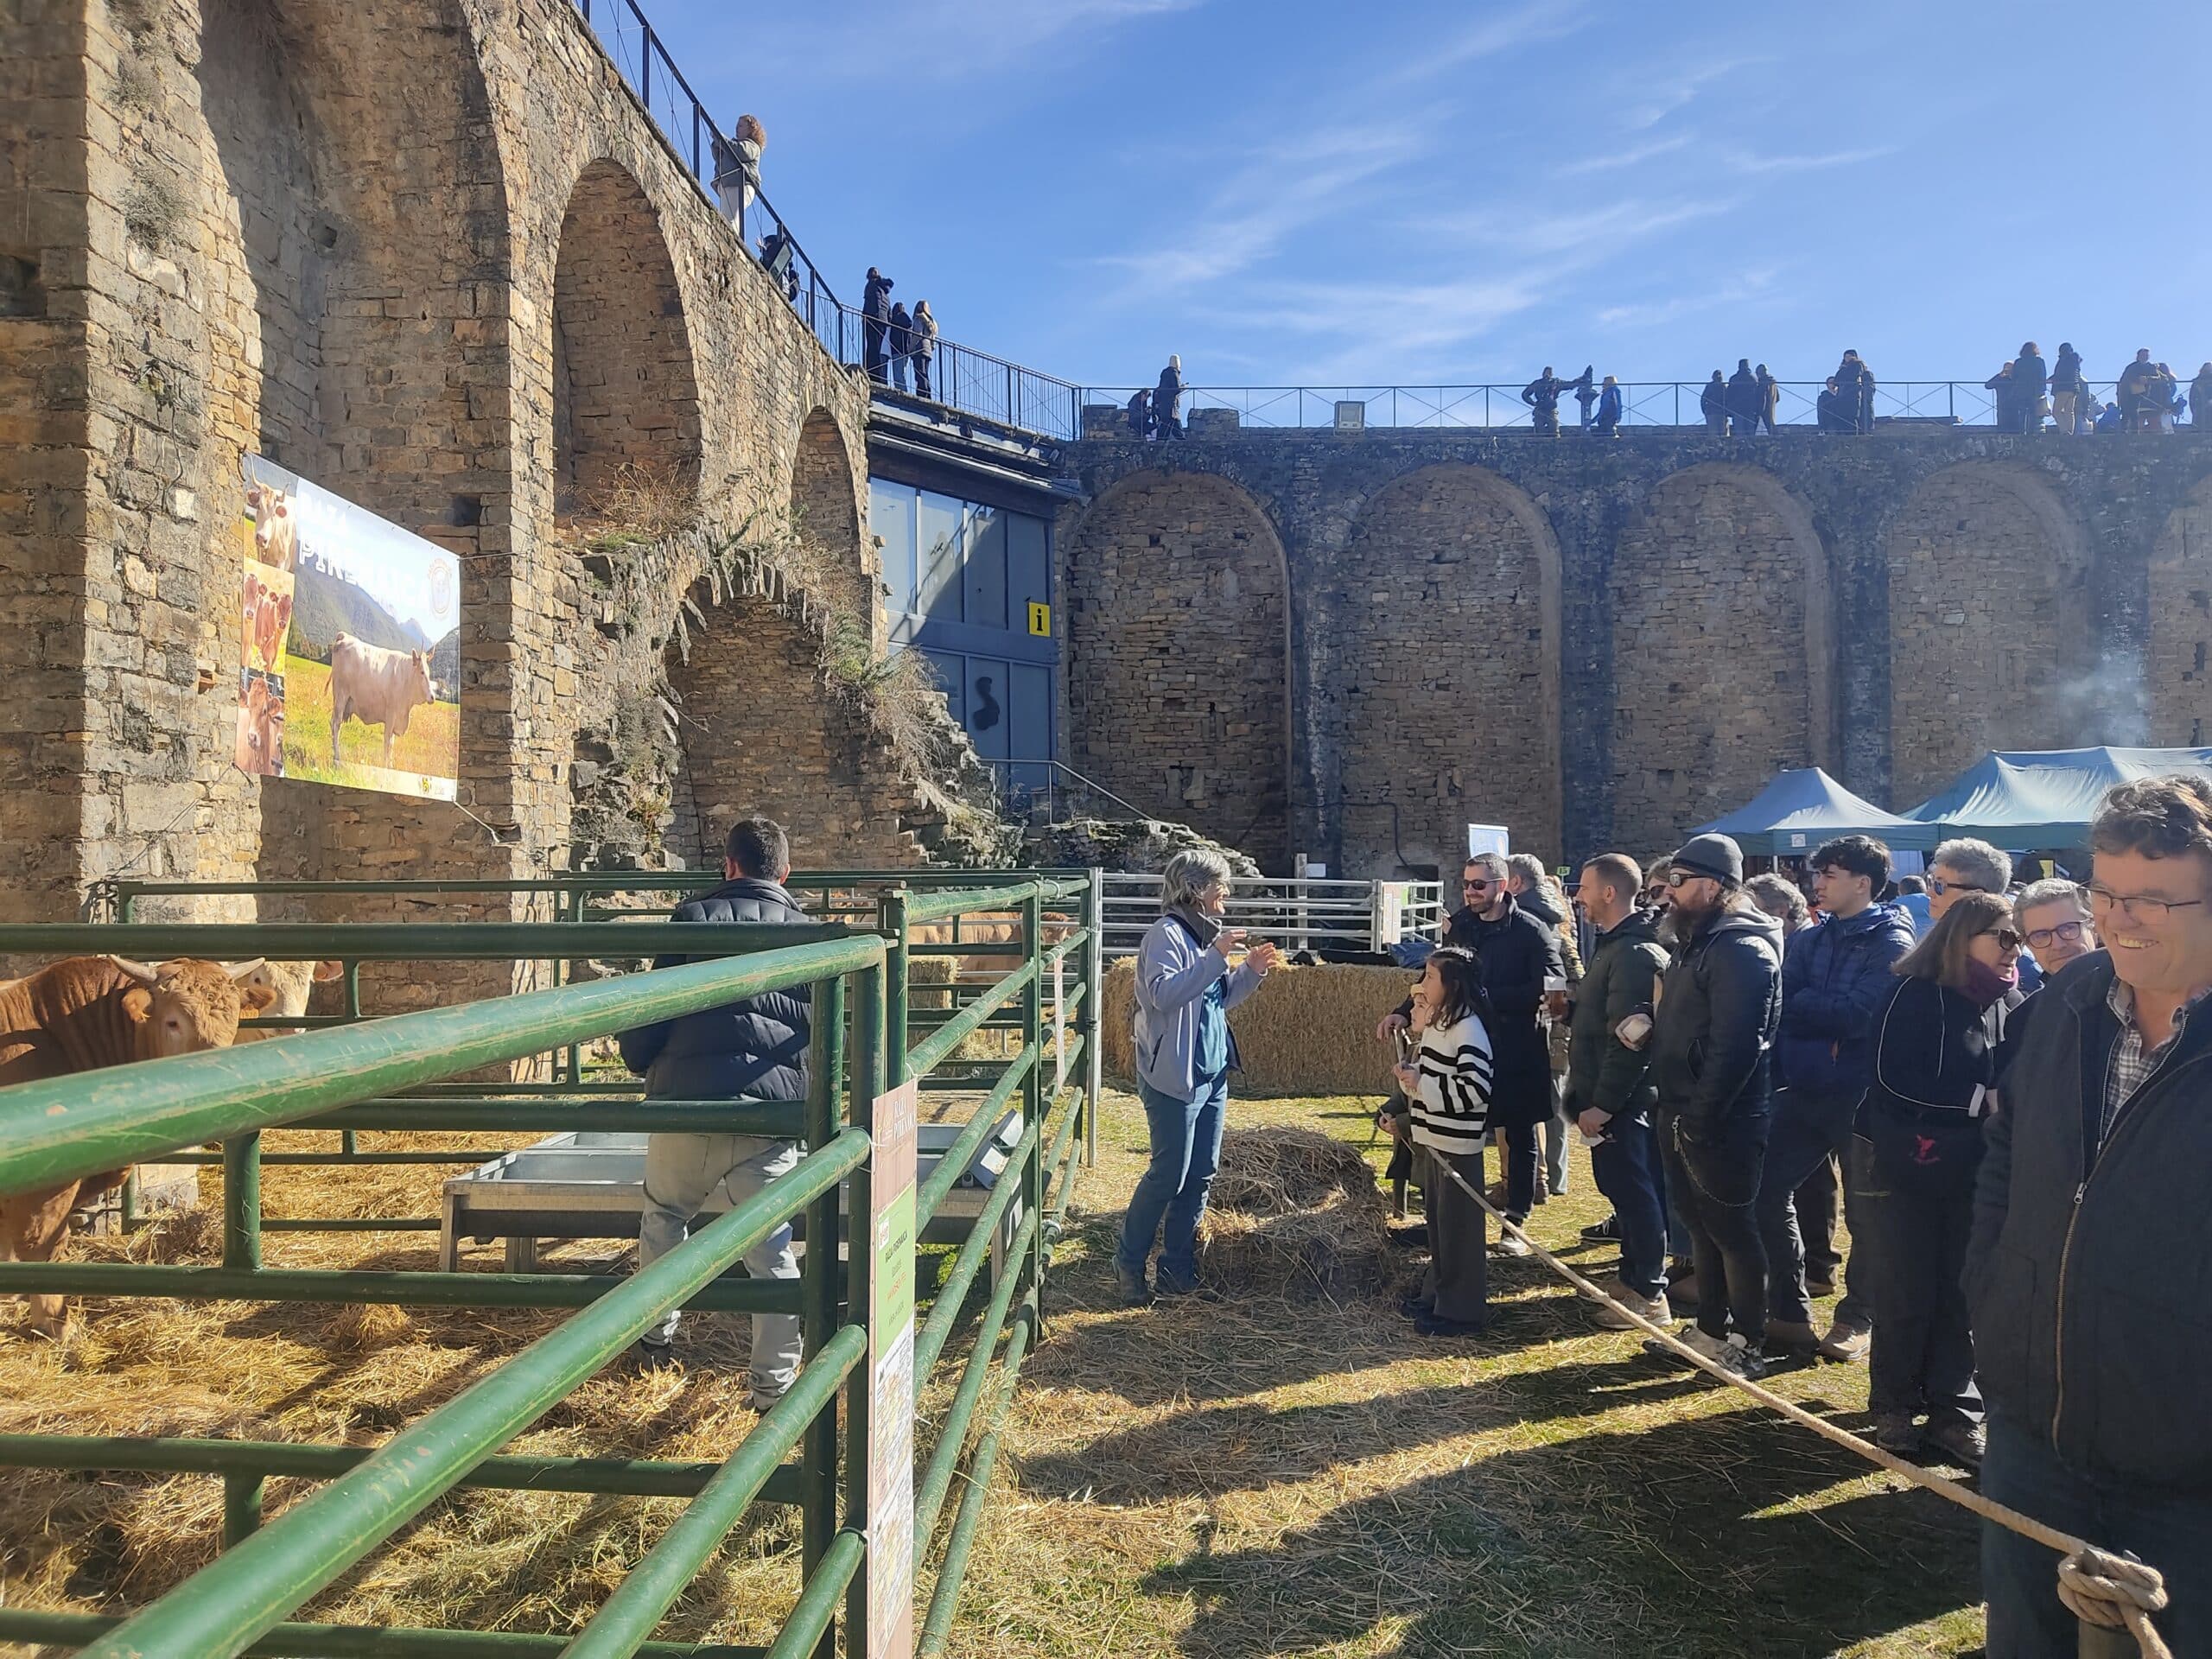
{"left": 1141, "top": 1408, "right": 1980, "bottom": 1658}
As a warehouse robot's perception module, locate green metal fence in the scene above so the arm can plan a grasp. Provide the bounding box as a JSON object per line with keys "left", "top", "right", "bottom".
{"left": 0, "top": 869, "right": 1101, "bottom": 1658}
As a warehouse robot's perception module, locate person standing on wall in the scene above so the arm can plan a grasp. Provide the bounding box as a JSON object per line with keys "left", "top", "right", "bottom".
{"left": 2049, "top": 341, "right": 2085, "bottom": 437}
{"left": 1154, "top": 355, "right": 1185, "bottom": 440}
{"left": 1756, "top": 363, "right": 1781, "bottom": 435}
{"left": 712, "top": 113, "right": 765, "bottom": 228}
{"left": 1571, "top": 365, "right": 1599, "bottom": 432}
{"left": 2118, "top": 347, "right": 2158, "bottom": 431}
{"left": 1835, "top": 349, "right": 1877, "bottom": 433}
{"left": 1377, "top": 854, "right": 1561, "bottom": 1251}
{"left": 1700, "top": 370, "right": 1726, "bottom": 435}
{"left": 861, "top": 267, "right": 893, "bottom": 384}
{"left": 1648, "top": 833, "right": 1784, "bottom": 1378}
{"left": 1969, "top": 776, "right": 2212, "bottom": 1656}
{"left": 1594, "top": 374, "right": 1623, "bottom": 436}
{"left": 1116, "top": 849, "right": 1278, "bottom": 1304}
{"left": 886, "top": 301, "right": 913, "bottom": 393}
{"left": 1726, "top": 359, "right": 1762, "bottom": 436}
{"left": 910, "top": 300, "right": 938, "bottom": 400}
{"left": 2192, "top": 361, "right": 2212, "bottom": 431}
{"left": 1760, "top": 836, "right": 1916, "bottom": 1362}
{"left": 1862, "top": 892, "right": 2018, "bottom": 1467}
{"left": 1521, "top": 366, "right": 1567, "bottom": 435}
{"left": 1395, "top": 947, "right": 1497, "bottom": 1338}
{"left": 2015, "top": 340, "right": 2049, "bottom": 434}
{"left": 1568, "top": 855, "right": 1675, "bottom": 1328}
{"left": 618, "top": 817, "right": 811, "bottom": 1408}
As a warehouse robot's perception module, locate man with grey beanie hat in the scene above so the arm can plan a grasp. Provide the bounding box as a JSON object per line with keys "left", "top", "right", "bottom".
{"left": 1648, "top": 832, "right": 1785, "bottom": 1378}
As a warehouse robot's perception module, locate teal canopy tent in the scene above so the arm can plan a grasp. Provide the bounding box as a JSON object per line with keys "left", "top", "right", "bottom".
{"left": 1695, "top": 767, "right": 1939, "bottom": 855}
{"left": 1904, "top": 747, "right": 2212, "bottom": 848}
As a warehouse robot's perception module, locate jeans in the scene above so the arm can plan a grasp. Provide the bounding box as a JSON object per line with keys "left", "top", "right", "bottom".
{"left": 1117, "top": 1075, "right": 1228, "bottom": 1287}
{"left": 1867, "top": 1174, "right": 1980, "bottom": 1426}
{"left": 1660, "top": 1112, "right": 1769, "bottom": 1343}
{"left": 1756, "top": 1087, "right": 1869, "bottom": 1329}
{"left": 1541, "top": 1071, "right": 1571, "bottom": 1194}
{"left": 1981, "top": 1414, "right": 2212, "bottom": 1657}
{"left": 639, "top": 1131, "right": 802, "bottom": 1396}
{"left": 891, "top": 351, "right": 909, "bottom": 392}
{"left": 1590, "top": 1115, "right": 1669, "bottom": 1300}
{"left": 1496, "top": 1118, "right": 1541, "bottom": 1219}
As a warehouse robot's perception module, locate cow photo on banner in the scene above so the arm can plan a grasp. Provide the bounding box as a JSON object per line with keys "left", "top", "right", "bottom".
{"left": 240, "top": 456, "right": 461, "bottom": 799}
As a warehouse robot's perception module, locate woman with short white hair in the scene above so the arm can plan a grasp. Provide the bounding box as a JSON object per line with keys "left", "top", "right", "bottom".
{"left": 1116, "top": 849, "right": 1279, "bottom": 1302}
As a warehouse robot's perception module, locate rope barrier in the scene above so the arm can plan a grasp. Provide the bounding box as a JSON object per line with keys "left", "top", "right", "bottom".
{"left": 1430, "top": 1156, "right": 2174, "bottom": 1657}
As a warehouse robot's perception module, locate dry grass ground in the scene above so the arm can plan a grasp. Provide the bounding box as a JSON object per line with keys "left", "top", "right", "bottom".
{"left": 950, "top": 1090, "right": 1986, "bottom": 1659}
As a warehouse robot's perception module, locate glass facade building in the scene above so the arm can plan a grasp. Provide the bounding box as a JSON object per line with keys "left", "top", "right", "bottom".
{"left": 870, "top": 476, "right": 1054, "bottom": 785}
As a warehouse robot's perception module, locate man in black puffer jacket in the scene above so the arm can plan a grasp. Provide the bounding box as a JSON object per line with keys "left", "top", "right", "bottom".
{"left": 1967, "top": 776, "right": 2212, "bottom": 1656}
{"left": 619, "top": 817, "right": 812, "bottom": 1400}
{"left": 1649, "top": 833, "right": 1783, "bottom": 1378}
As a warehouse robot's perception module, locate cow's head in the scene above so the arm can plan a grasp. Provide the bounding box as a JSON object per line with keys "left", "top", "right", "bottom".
{"left": 251, "top": 489, "right": 293, "bottom": 554}
{"left": 409, "top": 648, "right": 433, "bottom": 700}
{"left": 232, "top": 958, "right": 344, "bottom": 1022}
{"left": 106, "top": 957, "right": 280, "bottom": 1058}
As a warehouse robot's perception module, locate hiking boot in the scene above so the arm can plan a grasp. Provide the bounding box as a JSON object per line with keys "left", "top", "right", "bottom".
{"left": 1415, "top": 1310, "right": 1489, "bottom": 1339}
{"left": 1872, "top": 1412, "right": 1923, "bottom": 1454}
{"left": 1670, "top": 1325, "right": 1732, "bottom": 1365}
{"left": 1925, "top": 1418, "right": 1986, "bottom": 1469}
{"left": 1764, "top": 1318, "right": 1821, "bottom": 1355}
{"left": 1580, "top": 1215, "right": 1622, "bottom": 1243}
{"left": 1115, "top": 1261, "right": 1154, "bottom": 1308}
{"left": 1817, "top": 1319, "right": 1871, "bottom": 1363}
{"left": 1493, "top": 1228, "right": 1533, "bottom": 1257}
{"left": 631, "top": 1338, "right": 683, "bottom": 1376}
{"left": 1592, "top": 1286, "right": 1671, "bottom": 1331}
{"left": 1718, "top": 1333, "right": 1769, "bottom": 1381}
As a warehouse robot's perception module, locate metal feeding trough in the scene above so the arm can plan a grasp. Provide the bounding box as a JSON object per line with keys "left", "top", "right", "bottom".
{"left": 439, "top": 1116, "right": 1026, "bottom": 1274}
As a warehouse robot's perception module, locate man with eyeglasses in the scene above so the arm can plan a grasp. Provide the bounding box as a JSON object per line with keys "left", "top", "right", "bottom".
{"left": 1967, "top": 776, "right": 2212, "bottom": 1656}
{"left": 1378, "top": 853, "right": 1563, "bottom": 1251}
{"left": 1928, "top": 838, "right": 2013, "bottom": 925}
{"left": 2012, "top": 878, "right": 2097, "bottom": 976}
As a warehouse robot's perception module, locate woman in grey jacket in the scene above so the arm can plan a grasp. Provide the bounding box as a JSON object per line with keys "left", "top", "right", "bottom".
{"left": 1116, "top": 849, "right": 1278, "bottom": 1303}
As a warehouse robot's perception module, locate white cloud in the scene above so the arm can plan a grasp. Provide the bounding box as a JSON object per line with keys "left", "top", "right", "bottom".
{"left": 1594, "top": 265, "right": 1784, "bottom": 329}
{"left": 1721, "top": 145, "right": 1893, "bottom": 175}
{"left": 1554, "top": 132, "right": 1695, "bottom": 176}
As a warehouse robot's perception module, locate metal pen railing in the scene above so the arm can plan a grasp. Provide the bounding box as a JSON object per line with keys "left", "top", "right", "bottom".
{"left": 1097, "top": 873, "right": 1443, "bottom": 957}
{"left": 0, "top": 869, "right": 1102, "bottom": 1658}
{"left": 1077, "top": 378, "right": 2145, "bottom": 434}
{"left": 841, "top": 303, "right": 1085, "bottom": 440}
{"left": 566, "top": 0, "right": 845, "bottom": 362}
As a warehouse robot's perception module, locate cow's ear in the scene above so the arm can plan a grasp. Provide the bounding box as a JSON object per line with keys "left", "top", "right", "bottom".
{"left": 313, "top": 960, "right": 346, "bottom": 982}
{"left": 239, "top": 982, "right": 280, "bottom": 1014}
{"left": 120, "top": 985, "right": 154, "bottom": 1024}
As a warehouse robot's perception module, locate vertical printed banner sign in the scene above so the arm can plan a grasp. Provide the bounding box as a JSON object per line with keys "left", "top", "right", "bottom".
{"left": 239, "top": 455, "right": 461, "bottom": 799}
{"left": 867, "top": 1078, "right": 920, "bottom": 1659}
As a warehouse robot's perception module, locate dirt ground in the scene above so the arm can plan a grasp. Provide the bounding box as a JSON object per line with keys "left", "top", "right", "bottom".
{"left": 948, "top": 1089, "right": 1986, "bottom": 1659}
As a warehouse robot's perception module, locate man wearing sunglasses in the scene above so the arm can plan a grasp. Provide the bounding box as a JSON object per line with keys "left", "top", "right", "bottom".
{"left": 1967, "top": 776, "right": 2212, "bottom": 1656}
{"left": 1928, "top": 838, "right": 2013, "bottom": 924}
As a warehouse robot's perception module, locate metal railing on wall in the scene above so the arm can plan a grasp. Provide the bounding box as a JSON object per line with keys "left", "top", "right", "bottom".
{"left": 843, "top": 304, "right": 1085, "bottom": 441}
{"left": 0, "top": 868, "right": 1103, "bottom": 1658}
{"left": 1077, "top": 378, "right": 2153, "bottom": 433}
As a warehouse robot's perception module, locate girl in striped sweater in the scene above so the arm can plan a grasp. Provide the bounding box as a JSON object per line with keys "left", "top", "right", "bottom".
{"left": 1395, "top": 946, "right": 1497, "bottom": 1337}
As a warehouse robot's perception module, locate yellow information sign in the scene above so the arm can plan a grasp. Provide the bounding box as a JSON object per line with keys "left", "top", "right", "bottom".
{"left": 1027, "top": 601, "right": 1052, "bottom": 636}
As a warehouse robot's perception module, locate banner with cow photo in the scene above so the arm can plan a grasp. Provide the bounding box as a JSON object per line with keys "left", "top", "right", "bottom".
{"left": 239, "top": 455, "right": 461, "bottom": 800}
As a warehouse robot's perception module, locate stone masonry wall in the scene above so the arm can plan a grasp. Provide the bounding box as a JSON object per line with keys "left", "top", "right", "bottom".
{"left": 1056, "top": 427, "right": 2212, "bottom": 874}
{"left": 1061, "top": 470, "right": 1290, "bottom": 866}
{"left": 0, "top": 0, "right": 922, "bottom": 944}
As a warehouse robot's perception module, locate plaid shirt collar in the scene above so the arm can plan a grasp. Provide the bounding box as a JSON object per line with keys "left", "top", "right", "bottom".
{"left": 2101, "top": 976, "right": 2212, "bottom": 1146}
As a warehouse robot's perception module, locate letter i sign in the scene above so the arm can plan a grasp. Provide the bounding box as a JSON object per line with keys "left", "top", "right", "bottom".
{"left": 1027, "top": 601, "right": 1051, "bottom": 636}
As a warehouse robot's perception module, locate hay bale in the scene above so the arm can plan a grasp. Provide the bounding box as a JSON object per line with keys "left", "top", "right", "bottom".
{"left": 1200, "top": 1127, "right": 1401, "bottom": 1299}
{"left": 1100, "top": 957, "right": 1413, "bottom": 1097}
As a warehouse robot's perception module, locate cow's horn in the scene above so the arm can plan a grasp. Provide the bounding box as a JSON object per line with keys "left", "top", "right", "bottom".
{"left": 225, "top": 957, "right": 269, "bottom": 981}
{"left": 104, "top": 954, "right": 162, "bottom": 985}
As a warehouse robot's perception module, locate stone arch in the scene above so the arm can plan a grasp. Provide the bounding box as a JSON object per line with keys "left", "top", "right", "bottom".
{"left": 1610, "top": 463, "right": 1833, "bottom": 856}
{"left": 789, "top": 408, "right": 870, "bottom": 620}
{"left": 2148, "top": 474, "right": 2212, "bottom": 746}
{"left": 1885, "top": 462, "right": 2094, "bottom": 804}
{"left": 1334, "top": 464, "right": 1561, "bottom": 876}
{"left": 550, "top": 158, "right": 702, "bottom": 512}
{"left": 193, "top": 0, "right": 512, "bottom": 908}
{"left": 665, "top": 585, "right": 925, "bottom": 868}
{"left": 1063, "top": 470, "right": 1292, "bottom": 870}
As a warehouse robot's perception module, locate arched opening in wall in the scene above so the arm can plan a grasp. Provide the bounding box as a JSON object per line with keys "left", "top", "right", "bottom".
{"left": 2148, "top": 475, "right": 2212, "bottom": 746}
{"left": 1336, "top": 465, "right": 1560, "bottom": 878}
{"left": 789, "top": 409, "right": 868, "bottom": 619}
{"left": 196, "top": 0, "right": 513, "bottom": 919}
{"left": 551, "top": 158, "right": 702, "bottom": 517}
{"left": 665, "top": 583, "right": 927, "bottom": 869}
{"left": 1886, "top": 463, "right": 2093, "bottom": 805}
{"left": 1063, "top": 471, "right": 1292, "bottom": 872}
{"left": 1610, "top": 464, "right": 1832, "bottom": 858}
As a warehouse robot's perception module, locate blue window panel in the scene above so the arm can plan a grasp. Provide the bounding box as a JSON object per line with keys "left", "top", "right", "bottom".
{"left": 963, "top": 505, "right": 1008, "bottom": 632}
{"left": 870, "top": 480, "right": 918, "bottom": 617}
{"left": 919, "top": 648, "right": 964, "bottom": 728}
{"left": 1007, "top": 661, "right": 1052, "bottom": 788}
{"left": 917, "top": 492, "right": 963, "bottom": 626}
{"left": 1007, "top": 512, "right": 1049, "bottom": 622}
{"left": 964, "top": 655, "right": 1013, "bottom": 763}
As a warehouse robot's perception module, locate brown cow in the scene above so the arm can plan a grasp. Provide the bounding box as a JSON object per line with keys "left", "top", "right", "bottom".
{"left": 254, "top": 589, "right": 290, "bottom": 671}
{"left": 235, "top": 676, "right": 283, "bottom": 774}
{"left": 327, "top": 632, "right": 434, "bottom": 767}
{"left": 0, "top": 956, "right": 276, "bottom": 1337}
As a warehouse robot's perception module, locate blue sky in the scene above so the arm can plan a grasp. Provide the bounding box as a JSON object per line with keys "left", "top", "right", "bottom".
{"left": 640, "top": 0, "right": 2209, "bottom": 393}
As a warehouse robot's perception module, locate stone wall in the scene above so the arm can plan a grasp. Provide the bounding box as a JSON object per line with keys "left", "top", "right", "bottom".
{"left": 0, "top": 0, "right": 925, "bottom": 943}
{"left": 1055, "top": 426, "right": 2212, "bottom": 875}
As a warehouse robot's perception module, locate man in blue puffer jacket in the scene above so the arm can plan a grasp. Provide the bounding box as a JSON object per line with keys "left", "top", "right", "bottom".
{"left": 619, "top": 817, "right": 814, "bottom": 1402}
{"left": 1756, "top": 836, "right": 1915, "bottom": 1357}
